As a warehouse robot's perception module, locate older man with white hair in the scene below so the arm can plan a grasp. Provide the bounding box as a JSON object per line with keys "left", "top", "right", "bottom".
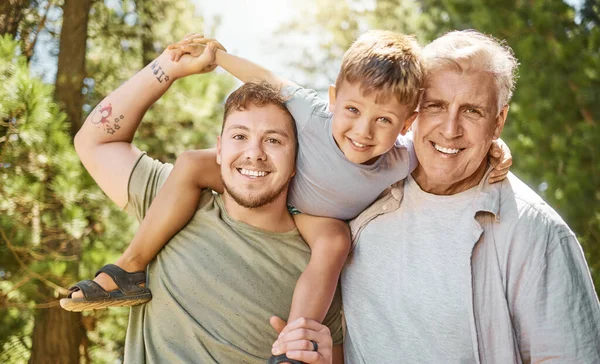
{"left": 278, "top": 30, "right": 600, "bottom": 363}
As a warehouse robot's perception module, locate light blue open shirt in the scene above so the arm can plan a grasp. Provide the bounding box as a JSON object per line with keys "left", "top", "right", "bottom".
{"left": 345, "top": 168, "right": 600, "bottom": 363}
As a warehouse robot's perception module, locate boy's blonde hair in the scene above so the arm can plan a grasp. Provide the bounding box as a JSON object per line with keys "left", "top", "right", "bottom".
{"left": 335, "top": 30, "right": 425, "bottom": 109}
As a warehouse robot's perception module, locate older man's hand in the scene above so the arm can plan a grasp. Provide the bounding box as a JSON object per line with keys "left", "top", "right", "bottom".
{"left": 270, "top": 316, "right": 333, "bottom": 364}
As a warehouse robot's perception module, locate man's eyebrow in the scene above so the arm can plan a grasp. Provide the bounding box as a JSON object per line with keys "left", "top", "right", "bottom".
{"left": 421, "top": 97, "right": 448, "bottom": 106}
{"left": 226, "top": 124, "right": 291, "bottom": 139}
{"left": 264, "top": 129, "right": 291, "bottom": 139}
{"left": 227, "top": 124, "right": 250, "bottom": 132}
{"left": 462, "top": 102, "right": 487, "bottom": 110}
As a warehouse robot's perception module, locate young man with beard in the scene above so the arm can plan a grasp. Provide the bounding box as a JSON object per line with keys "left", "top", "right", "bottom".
{"left": 70, "top": 44, "right": 341, "bottom": 363}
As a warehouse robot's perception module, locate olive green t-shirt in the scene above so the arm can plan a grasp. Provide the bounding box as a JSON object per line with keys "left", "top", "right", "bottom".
{"left": 123, "top": 155, "right": 343, "bottom": 363}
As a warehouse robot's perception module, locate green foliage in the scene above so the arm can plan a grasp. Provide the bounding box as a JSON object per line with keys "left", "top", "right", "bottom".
{"left": 284, "top": 0, "right": 600, "bottom": 294}
{"left": 1, "top": 0, "right": 235, "bottom": 361}
{"left": 0, "top": 33, "right": 133, "bottom": 362}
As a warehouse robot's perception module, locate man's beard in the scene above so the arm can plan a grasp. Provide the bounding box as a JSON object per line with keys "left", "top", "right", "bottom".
{"left": 221, "top": 176, "right": 290, "bottom": 209}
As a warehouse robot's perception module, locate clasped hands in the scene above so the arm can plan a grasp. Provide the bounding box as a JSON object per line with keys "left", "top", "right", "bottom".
{"left": 162, "top": 33, "right": 225, "bottom": 77}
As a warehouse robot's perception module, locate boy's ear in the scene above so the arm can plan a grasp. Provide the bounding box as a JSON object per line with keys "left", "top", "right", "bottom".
{"left": 216, "top": 136, "right": 222, "bottom": 165}
{"left": 328, "top": 85, "right": 336, "bottom": 112}
{"left": 401, "top": 112, "right": 418, "bottom": 135}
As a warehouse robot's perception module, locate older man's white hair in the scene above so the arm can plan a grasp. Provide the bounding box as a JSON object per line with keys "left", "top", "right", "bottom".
{"left": 423, "top": 30, "right": 519, "bottom": 111}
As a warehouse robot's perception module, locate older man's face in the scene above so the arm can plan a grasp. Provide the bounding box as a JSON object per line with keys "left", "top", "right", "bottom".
{"left": 217, "top": 104, "right": 297, "bottom": 208}
{"left": 412, "top": 69, "right": 507, "bottom": 194}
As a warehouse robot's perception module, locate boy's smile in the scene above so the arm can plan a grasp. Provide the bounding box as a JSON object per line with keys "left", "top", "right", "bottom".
{"left": 329, "top": 81, "right": 416, "bottom": 165}
{"left": 347, "top": 137, "right": 374, "bottom": 151}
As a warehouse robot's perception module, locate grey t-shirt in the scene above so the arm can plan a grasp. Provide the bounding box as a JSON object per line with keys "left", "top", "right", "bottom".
{"left": 284, "top": 86, "right": 417, "bottom": 220}
{"left": 123, "top": 155, "right": 343, "bottom": 363}
{"left": 342, "top": 174, "right": 479, "bottom": 363}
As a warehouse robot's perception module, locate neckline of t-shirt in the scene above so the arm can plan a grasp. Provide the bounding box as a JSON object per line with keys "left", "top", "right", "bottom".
{"left": 214, "top": 194, "right": 301, "bottom": 237}
{"left": 326, "top": 116, "right": 387, "bottom": 170}
{"left": 405, "top": 173, "right": 479, "bottom": 203}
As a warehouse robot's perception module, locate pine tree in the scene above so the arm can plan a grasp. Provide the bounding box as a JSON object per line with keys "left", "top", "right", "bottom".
{"left": 0, "top": 0, "right": 235, "bottom": 361}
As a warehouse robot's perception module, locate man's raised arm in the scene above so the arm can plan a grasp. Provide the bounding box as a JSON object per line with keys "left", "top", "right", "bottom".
{"left": 74, "top": 43, "right": 220, "bottom": 208}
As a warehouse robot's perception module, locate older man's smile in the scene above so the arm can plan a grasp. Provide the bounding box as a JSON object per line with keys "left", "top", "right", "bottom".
{"left": 431, "top": 141, "right": 464, "bottom": 155}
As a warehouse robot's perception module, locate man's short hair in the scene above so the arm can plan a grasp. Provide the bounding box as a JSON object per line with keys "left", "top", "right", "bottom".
{"left": 423, "top": 30, "right": 519, "bottom": 111}
{"left": 335, "top": 30, "right": 425, "bottom": 109}
{"left": 221, "top": 81, "right": 298, "bottom": 153}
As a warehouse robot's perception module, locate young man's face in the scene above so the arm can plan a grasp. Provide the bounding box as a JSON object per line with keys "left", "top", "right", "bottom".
{"left": 217, "top": 104, "right": 297, "bottom": 209}
{"left": 329, "top": 81, "right": 417, "bottom": 165}
{"left": 412, "top": 69, "right": 507, "bottom": 193}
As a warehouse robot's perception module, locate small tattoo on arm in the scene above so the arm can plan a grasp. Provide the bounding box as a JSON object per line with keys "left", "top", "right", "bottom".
{"left": 89, "top": 103, "right": 124, "bottom": 135}
{"left": 150, "top": 60, "right": 170, "bottom": 83}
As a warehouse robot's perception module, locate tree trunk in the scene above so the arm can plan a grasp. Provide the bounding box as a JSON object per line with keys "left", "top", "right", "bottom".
{"left": 29, "top": 1, "right": 92, "bottom": 363}
{"left": 29, "top": 294, "right": 84, "bottom": 364}
{"left": 54, "top": 0, "right": 92, "bottom": 137}
{"left": 0, "top": 0, "right": 29, "bottom": 37}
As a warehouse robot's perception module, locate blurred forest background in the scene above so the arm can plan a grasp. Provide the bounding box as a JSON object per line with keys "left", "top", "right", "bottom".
{"left": 0, "top": 0, "right": 598, "bottom": 362}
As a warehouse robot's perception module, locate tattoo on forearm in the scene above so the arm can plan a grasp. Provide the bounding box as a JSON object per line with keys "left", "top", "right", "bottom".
{"left": 89, "top": 103, "right": 124, "bottom": 134}
{"left": 150, "top": 60, "right": 170, "bottom": 83}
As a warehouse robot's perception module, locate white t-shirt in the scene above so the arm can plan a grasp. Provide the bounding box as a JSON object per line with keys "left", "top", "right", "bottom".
{"left": 342, "top": 174, "right": 478, "bottom": 363}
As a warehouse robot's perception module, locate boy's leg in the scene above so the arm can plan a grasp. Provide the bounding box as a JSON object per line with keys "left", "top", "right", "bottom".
{"left": 287, "top": 214, "right": 351, "bottom": 323}
{"left": 70, "top": 149, "right": 222, "bottom": 300}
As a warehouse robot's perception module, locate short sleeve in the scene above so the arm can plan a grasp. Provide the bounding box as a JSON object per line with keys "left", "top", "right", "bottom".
{"left": 123, "top": 154, "right": 173, "bottom": 222}
{"left": 281, "top": 85, "right": 328, "bottom": 133}
{"left": 322, "top": 284, "right": 344, "bottom": 345}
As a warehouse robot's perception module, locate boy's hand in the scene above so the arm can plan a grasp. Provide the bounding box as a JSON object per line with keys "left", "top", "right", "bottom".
{"left": 488, "top": 138, "right": 512, "bottom": 184}
{"left": 165, "top": 34, "right": 226, "bottom": 78}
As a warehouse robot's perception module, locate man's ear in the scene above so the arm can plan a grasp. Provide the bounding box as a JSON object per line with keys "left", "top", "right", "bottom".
{"left": 216, "top": 136, "right": 222, "bottom": 165}
{"left": 401, "top": 112, "right": 418, "bottom": 135}
{"left": 493, "top": 105, "right": 509, "bottom": 139}
{"left": 328, "top": 85, "right": 336, "bottom": 112}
